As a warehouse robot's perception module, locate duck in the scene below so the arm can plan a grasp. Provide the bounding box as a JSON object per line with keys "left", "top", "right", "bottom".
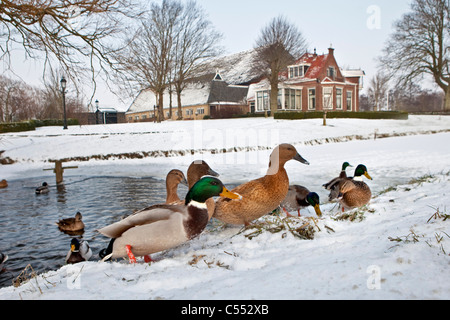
{"left": 56, "top": 212, "right": 85, "bottom": 233}
{"left": 280, "top": 185, "right": 322, "bottom": 217}
{"left": 65, "top": 238, "right": 92, "bottom": 264}
{"left": 98, "top": 176, "right": 242, "bottom": 263}
{"left": 338, "top": 164, "right": 373, "bottom": 211}
{"left": 186, "top": 160, "right": 219, "bottom": 189}
{"left": 0, "top": 179, "right": 7, "bottom": 189}
{"left": 35, "top": 182, "right": 49, "bottom": 194}
{"left": 0, "top": 252, "right": 8, "bottom": 270}
{"left": 323, "top": 162, "right": 352, "bottom": 201}
{"left": 213, "top": 144, "right": 310, "bottom": 226}
{"left": 165, "top": 169, "right": 188, "bottom": 204}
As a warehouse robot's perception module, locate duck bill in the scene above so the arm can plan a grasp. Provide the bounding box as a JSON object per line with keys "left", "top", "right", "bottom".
{"left": 294, "top": 153, "right": 310, "bottom": 165}
{"left": 314, "top": 204, "right": 323, "bottom": 217}
{"left": 180, "top": 177, "right": 188, "bottom": 187}
{"left": 219, "top": 187, "right": 242, "bottom": 200}
{"left": 71, "top": 244, "right": 76, "bottom": 252}
{"left": 364, "top": 172, "right": 373, "bottom": 180}
{"left": 208, "top": 168, "right": 220, "bottom": 177}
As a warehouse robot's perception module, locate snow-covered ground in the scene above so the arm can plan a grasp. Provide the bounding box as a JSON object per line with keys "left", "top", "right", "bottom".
{"left": 0, "top": 115, "right": 449, "bottom": 300}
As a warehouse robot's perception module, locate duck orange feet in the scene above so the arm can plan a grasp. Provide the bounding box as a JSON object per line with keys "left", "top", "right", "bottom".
{"left": 125, "top": 245, "right": 136, "bottom": 264}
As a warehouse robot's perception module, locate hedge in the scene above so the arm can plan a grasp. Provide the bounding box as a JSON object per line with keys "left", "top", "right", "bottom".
{"left": 0, "top": 119, "right": 79, "bottom": 134}
{"left": 274, "top": 111, "right": 409, "bottom": 120}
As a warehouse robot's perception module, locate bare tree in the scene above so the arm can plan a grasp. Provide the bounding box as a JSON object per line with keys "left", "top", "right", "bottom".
{"left": 380, "top": 0, "right": 449, "bottom": 111}
{"left": 115, "top": 0, "right": 182, "bottom": 122}
{"left": 253, "top": 16, "right": 308, "bottom": 116}
{"left": 0, "top": 0, "right": 142, "bottom": 98}
{"left": 172, "top": 0, "right": 223, "bottom": 120}
{"left": 368, "top": 72, "right": 390, "bottom": 111}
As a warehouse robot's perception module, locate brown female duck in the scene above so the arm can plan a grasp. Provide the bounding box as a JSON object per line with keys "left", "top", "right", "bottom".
{"left": 213, "top": 144, "right": 309, "bottom": 226}
{"left": 56, "top": 212, "right": 85, "bottom": 233}
{"left": 165, "top": 169, "right": 188, "bottom": 204}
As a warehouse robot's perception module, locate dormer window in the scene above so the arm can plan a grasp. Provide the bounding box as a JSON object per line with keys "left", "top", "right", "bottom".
{"left": 288, "top": 65, "right": 310, "bottom": 78}
{"left": 327, "top": 67, "right": 335, "bottom": 79}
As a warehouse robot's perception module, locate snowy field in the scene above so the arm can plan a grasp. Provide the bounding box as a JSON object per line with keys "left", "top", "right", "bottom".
{"left": 0, "top": 115, "right": 449, "bottom": 300}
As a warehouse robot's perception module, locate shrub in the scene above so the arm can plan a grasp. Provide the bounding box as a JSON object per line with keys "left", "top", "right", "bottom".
{"left": 0, "top": 118, "right": 79, "bottom": 134}
{"left": 274, "top": 111, "right": 409, "bottom": 120}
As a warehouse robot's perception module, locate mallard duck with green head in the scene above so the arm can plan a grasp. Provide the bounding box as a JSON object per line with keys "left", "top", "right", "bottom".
{"left": 98, "top": 176, "right": 241, "bottom": 263}
{"left": 65, "top": 238, "right": 92, "bottom": 264}
{"left": 281, "top": 185, "right": 322, "bottom": 217}
{"left": 323, "top": 162, "right": 352, "bottom": 201}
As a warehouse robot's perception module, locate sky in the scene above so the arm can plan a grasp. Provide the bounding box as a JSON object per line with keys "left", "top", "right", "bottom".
{"left": 3, "top": 0, "right": 413, "bottom": 112}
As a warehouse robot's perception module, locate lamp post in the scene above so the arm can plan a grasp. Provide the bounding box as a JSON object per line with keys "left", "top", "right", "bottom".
{"left": 95, "top": 99, "right": 100, "bottom": 124}
{"left": 60, "top": 76, "right": 68, "bottom": 130}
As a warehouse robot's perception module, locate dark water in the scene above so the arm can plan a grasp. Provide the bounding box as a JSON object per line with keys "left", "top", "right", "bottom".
{"left": 0, "top": 175, "right": 182, "bottom": 288}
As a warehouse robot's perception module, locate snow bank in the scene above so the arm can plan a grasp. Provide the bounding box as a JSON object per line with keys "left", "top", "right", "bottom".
{"left": 0, "top": 115, "right": 449, "bottom": 300}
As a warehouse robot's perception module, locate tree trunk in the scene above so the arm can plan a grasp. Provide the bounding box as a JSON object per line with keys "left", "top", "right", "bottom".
{"left": 445, "top": 86, "right": 450, "bottom": 112}
{"left": 270, "top": 81, "right": 278, "bottom": 116}
{"left": 177, "top": 88, "right": 183, "bottom": 120}
{"left": 157, "top": 91, "right": 165, "bottom": 122}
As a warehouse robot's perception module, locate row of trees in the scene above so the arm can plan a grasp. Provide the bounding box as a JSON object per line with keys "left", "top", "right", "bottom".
{"left": 0, "top": 74, "right": 85, "bottom": 123}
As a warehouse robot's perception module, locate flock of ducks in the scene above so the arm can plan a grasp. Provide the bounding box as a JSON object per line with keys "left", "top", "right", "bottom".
{"left": 2, "top": 143, "right": 373, "bottom": 267}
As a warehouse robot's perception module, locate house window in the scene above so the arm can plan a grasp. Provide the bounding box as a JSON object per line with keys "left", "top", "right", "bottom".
{"left": 346, "top": 90, "right": 353, "bottom": 111}
{"left": 323, "top": 87, "right": 333, "bottom": 109}
{"left": 288, "top": 65, "right": 308, "bottom": 78}
{"left": 256, "top": 90, "right": 270, "bottom": 111}
{"left": 284, "top": 88, "right": 302, "bottom": 110}
{"left": 197, "top": 108, "right": 205, "bottom": 115}
{"left": 327, "top": 67, "right": 335, "bottom": 79}
{"left": 336, "top": 88, "right": 343, "bottom": 110}
{"left": 308, "top": 88, "right": 316, "bottom": 110}
{"left": 186, "top": 109, "right": 194, "bottom": 116}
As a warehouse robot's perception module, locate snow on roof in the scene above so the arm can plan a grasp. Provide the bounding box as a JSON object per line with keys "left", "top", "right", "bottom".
{"left": 127, "top": 82, "right": 211, "bottom": 113}
{"left": 341, "top": 69, "right": 365, "bottom": 77}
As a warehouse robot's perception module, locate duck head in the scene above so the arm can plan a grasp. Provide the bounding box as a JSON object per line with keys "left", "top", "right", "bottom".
{"left": 185, "top": 176, "right": 242, "bottom": 205}
{"left": 166, "top": 169, "right": 188, "bottom": 187}
{"left": 70, "top": 238, "right": 81, "bottom": 252}
{"left": 187, "top": 160, "right": 219, "bottom": 188}
{"left": 75, "top": 212, "right": 83, "bottom": 221}
{"left": 342, "top": 162, "right": 353, "bottom": 171}
{"left": 306, "top": 192, "right": 322, "bottom": 217}
{"left": 354, "top": 164, "right": 373, "bottom": 180}
{"left": 267, "top": 144, "right": 309, "bottom": 175}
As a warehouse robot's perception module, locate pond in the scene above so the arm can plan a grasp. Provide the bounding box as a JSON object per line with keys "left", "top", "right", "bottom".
{"left": 0, "top": 174, "right": 181, "bottom": 288}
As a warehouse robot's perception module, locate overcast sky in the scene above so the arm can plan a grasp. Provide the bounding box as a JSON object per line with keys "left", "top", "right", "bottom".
{"left": 4, "top": 0, "right": 414, "bottom": 111}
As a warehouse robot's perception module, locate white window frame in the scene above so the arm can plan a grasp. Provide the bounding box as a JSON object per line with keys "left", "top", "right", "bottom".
{"left": 323, "top": 87, "right": 333, "bottom": 110}
{"left": 346, "top": 90, "right": 353, "bottom": 111}
{"left": 256, "top": 90, "right": 270, "bottom": 111}
{"left": 336, "top": 87, "right": 343, "bottom": 110}
{"left": 308, "top": 88, "right": 316, "bottom": 110}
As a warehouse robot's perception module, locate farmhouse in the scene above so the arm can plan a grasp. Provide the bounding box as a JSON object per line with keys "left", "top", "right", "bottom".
{"left": 125, "top": 47, "right": 364, "bottom": 121}
{"left": 250, "top": 47, "right": 365, "bottom": 114}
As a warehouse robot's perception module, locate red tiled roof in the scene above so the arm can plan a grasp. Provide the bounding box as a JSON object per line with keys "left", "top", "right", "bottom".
{"left": 295, "top": 53, "right": 328, "bottom": 79}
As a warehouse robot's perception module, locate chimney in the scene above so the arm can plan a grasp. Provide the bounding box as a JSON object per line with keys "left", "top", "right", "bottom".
{"left": 328, "top": 45, "right": 334, "bottom": 56}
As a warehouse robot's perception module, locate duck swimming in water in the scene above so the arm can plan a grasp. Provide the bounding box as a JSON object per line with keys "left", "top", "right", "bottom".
{"left": 35, "top": 182, "right": 49, "bottom": 194}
